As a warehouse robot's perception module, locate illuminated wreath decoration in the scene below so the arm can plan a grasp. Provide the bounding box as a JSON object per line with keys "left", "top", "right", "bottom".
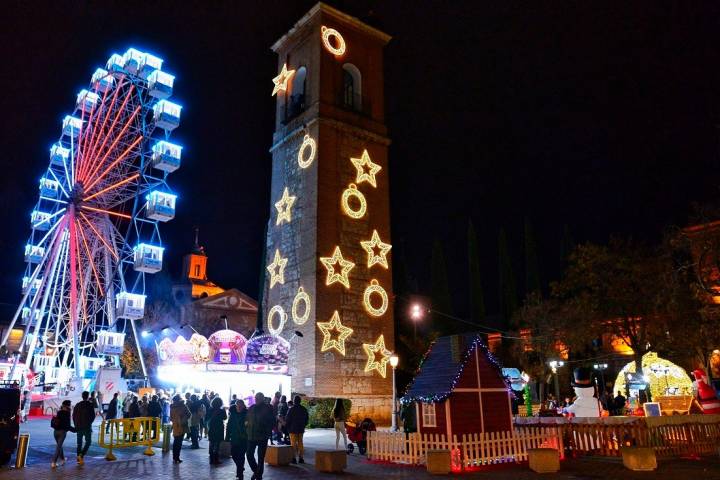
{"left": 298, "top": 134, "right": 317, "bottom": 169}
{"left": 363, "top": 279, "right": 388, "bottom": 317}
{"left": 321, "top": 26, "right": 346, "bottom": 56}
{"left": 341, "top": 183, "right": 367, "bottom": 219}
{"left": 267, "top": 305, "right": 287, "bottom": 336}
{"left": 292, "top": 286, "right": 311, "bottom": 325}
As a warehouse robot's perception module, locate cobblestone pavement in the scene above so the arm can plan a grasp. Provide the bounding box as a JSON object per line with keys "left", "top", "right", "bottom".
{"left": 1, "top": 419, "right": 719, "bottom": 479}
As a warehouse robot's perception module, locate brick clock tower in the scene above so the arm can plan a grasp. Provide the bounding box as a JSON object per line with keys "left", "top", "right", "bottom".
{"left": 263, "top": 3, "right": 394, "bottom": 422}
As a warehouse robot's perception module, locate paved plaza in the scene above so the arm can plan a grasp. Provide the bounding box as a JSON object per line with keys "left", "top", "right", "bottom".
{"left": 0, "top": 419, "right": 718, "bottom": 479}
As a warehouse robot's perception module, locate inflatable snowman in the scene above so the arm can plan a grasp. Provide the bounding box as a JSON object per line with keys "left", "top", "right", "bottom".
{"left": 566, "top": 367, "right": 602, "bottom": 418}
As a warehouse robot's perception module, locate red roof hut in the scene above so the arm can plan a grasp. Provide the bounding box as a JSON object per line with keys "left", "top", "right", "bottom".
{"left": 401, "top": 333, "right": 512, "bottom": 438}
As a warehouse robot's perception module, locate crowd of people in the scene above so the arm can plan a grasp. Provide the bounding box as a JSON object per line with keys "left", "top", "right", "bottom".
{"left": 49, "top": 388, "right": 316, "bottom": 480}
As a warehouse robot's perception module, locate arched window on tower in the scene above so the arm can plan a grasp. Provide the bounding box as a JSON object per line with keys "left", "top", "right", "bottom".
{"left": 286, "top": 66, "right": 307, "bottom": 121}
{"left": 342, "top": 63, "right": 362, "bottom": 111}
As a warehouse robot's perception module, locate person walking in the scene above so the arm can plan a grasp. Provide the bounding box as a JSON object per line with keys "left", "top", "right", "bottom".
{"left": 246, "top": 392, "right": 275, "bottom": 480}
{"left": 72, "top": 391, "right": 95, "bottom": 465}
{"left": 201, "top": 393, "right": 211, "bottom": 439}
{"left": 51, "top": 400, "right": 75, "bottom": 468}
{"left": 278, "top": 395, "right": 289, "bottom": 445}
{"left": 189, "top": 394, "right": 205, "bottom": 449}
{"left": 148, "top": 395, "right": 162, "bottom": 439}
{"left": 227, "top": 400, "right": 248, "bottom": 478}
{"left": 332, "top": 398, "right": 347, "bottom": 451}
{"left": 285, "top": 395, "right": 308, "bottom": 464}
{"left": 105, "top": 392, "right": 119, "bottom": 434}
{"left": 122, "top": 392, "right": 133, "bottom": 418}
{"left": 207, "top": 396, "right": 227, "bottom": 465}
{"left": 169, "top": 394, "right": 191, "bottom": 464}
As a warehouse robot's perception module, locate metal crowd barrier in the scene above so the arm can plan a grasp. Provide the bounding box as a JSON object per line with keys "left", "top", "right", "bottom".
{"left": 99, "top": 417, "right": 161, "bottom": 461}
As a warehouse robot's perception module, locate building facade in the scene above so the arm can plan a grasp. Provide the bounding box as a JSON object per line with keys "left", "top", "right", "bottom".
{"left": 263, "top": 3, "right": 395, "bottom": 421}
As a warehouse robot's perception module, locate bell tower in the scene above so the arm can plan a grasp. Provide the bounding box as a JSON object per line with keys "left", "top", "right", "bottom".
{"left": 264, "top": 3, "right": 394, "bottom": 421}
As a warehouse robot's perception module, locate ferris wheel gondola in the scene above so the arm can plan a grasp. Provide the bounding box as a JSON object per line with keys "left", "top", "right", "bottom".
{"left": 1, "top": 48, "right": 183, "bottom": 384}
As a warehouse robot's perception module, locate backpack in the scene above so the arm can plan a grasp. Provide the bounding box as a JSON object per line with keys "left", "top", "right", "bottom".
{"left": 51, "top": 415, "right": 59, "bottom": 429}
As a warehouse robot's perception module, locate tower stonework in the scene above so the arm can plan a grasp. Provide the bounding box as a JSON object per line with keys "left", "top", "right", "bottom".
{"left": 264, "top": 3, "right": 394, "bottom": 423}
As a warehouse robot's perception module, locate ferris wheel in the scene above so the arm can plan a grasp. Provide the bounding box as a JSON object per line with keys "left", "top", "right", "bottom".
{"left": 0, "top": 48, "right": 182, "bottom": 383}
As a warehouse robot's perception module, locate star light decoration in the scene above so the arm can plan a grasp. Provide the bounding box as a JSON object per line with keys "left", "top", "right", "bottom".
{"left": 274, "top": 187, "right": 296, "bottom": 225}
{"left": 316, "top": 310, "right": 353, "bottom": 355}
{"left": 266, "top": 249, "right": 288, "bottom": 288}
{"left": 363, "top": 334, "right": 392, "bottom": 378}
{"left": 350, "top": 149, "right": 382, "bottom": 188}
{"left": 271, "top": 63, "right": 295, "bottom": 96}
{"left": 360, "top": 229, "right": 392, "bottom": 269}
{"left": 319, "top": 246, "right": 355, "bottom": 288}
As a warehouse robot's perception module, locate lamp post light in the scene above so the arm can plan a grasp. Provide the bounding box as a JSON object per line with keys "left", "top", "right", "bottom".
{"left": 390, "top": 354, "right": 399, "bottom": 431}
{"left": 593, "top": 363, "right": 608, "bottom": 395}
{"left": 410, "top": 304, "right": 424, "bottom": 341}
{"left": 548, "top": 360, "right": 565, "bottom": 402}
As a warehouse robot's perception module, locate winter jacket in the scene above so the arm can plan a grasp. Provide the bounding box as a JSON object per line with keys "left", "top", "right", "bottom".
{"left": 169, "top": 400, "right": 191, "bottom": 437}
{"left": 128, "top": 401, "right": 141, "bottom": 418}
{"left": 278, "top": 402, "right": 289, "bottom": 417}
{"left": 226, "top": 408, "right": 248, "bottom": 446}
{"left": 189, "top": 400, "right": 206, "bottom": 427}
{"left": 284, "top": 404, "right": 309, "bottom": 434}
{"left": 207, "top": 407, "right": 227, "bottom": 442}
{"left": 148, "top": 400, "right": 162, "bottom": 418}
{"left": 246, "top": 402, "right": 275, "bottom": 442}
{"left": 106, "top": 398, "right": 118, "bottom": 419}
{"left": 53, "top": 409, "right": 75, "bottom": 432}
{"left": 72, "top": 400, "right": 95, "bottom": 430}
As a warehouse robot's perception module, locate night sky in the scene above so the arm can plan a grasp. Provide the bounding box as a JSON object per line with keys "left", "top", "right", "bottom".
{"left": 2, "top": 1, "right": 720, "bottom": 320}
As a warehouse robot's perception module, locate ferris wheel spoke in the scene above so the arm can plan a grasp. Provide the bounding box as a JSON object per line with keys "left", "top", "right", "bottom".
{"left": 78, "top": 79, "right": 128, "bottom": 182}
{"left": 78, "top": 212, "right": 119, "bottom": 261}
{"left": 83, "top": 136, "right": 142, "bottom": 195}
{"left": 81, "top": 89, "right": 137, "bottom": 184}
{"left": 76, "top": 78, "right": 113, "bottom": 180}
{"left": 76, "top": 220, "right": 104, "bottom": 297}
{"left": 80, "top": 204, "right": 132, "bottom": 220}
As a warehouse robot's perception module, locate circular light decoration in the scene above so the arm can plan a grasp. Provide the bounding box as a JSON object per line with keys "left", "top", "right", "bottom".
{"left": 267, "top": 305, "right": 287, "bottom": 336}
{"left": 363, "top": 279, "right": 388, "bottom": 317}
{"left": 292, "top": 287, "right": 311, "bottom": 325}
{"left": 298, "top": 134, "right": 317, "bottom": 169}
{"left": 321, "top": 26, "right": 346, "bottom": 56}
{"left": 341, "top": 183, "right": 367, "bottom": 219}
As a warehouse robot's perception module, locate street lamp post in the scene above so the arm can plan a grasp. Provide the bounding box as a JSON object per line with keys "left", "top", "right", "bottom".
{"left": 410, "top": 304, "right": 423, "bottom": 342}
{"left": 390, "top": 354, "right": 399, "bottom": 431}
{"left": 548, "top": 360, "right": 565, "bottom": 403}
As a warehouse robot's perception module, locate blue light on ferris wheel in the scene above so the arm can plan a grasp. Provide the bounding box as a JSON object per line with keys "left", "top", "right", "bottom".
{"left": 62, "top": 115, "right": 82, "bottom": 137}
{"left": 152, "top": 100, "right": 182, "bottom": 132}
{"left": 150, "top": 140, "right": 182, "bottom": 172}
{"left": 91, "top": 68, "right": 114, "bottom": 93}
{"left": 133, "top": 243, "right": 164, "bottom": 273}
{"left": 145, "top": 191, "right": 177, "bottom": 222}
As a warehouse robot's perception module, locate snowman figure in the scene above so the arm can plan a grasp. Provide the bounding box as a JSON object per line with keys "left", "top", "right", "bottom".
{"left": 566, "top": 367, "right": 602, "bottom": 418}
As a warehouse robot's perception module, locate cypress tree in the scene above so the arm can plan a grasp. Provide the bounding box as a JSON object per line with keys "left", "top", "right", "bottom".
{"left": 467, "top": 220, "right": 485, "bottom": 322}
{"left": 431, "top": 239, "right": 454, "bottom": 334}
{"left": 524, "top": 217, "right": 541, "bottom": 297}
{"left": 498, "top": 228, "right": 518, "bottom": 328}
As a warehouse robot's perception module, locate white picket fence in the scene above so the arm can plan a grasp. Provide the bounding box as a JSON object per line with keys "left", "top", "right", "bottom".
{"left": 367, "top": 427, "right": 562, "bottom": 468}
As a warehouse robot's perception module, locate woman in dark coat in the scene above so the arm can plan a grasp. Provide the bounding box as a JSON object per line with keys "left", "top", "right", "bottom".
{"left": 226, "top": 399, "right": 248, "bottom": 478}
{"left": 207, "top": 396, "right": 227, "bottom": 465}
{"left": 51, "top": 400, "right": 75, "bottom": 468}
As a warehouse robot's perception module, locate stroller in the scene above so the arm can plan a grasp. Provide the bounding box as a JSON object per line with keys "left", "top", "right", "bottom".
{"left": 346, "top": 417, "right": 376, "bottom": 455}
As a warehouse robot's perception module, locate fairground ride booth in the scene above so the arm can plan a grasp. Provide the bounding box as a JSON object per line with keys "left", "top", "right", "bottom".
{"left": 155, "top": 329, "right": 291, "bottom": 402}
